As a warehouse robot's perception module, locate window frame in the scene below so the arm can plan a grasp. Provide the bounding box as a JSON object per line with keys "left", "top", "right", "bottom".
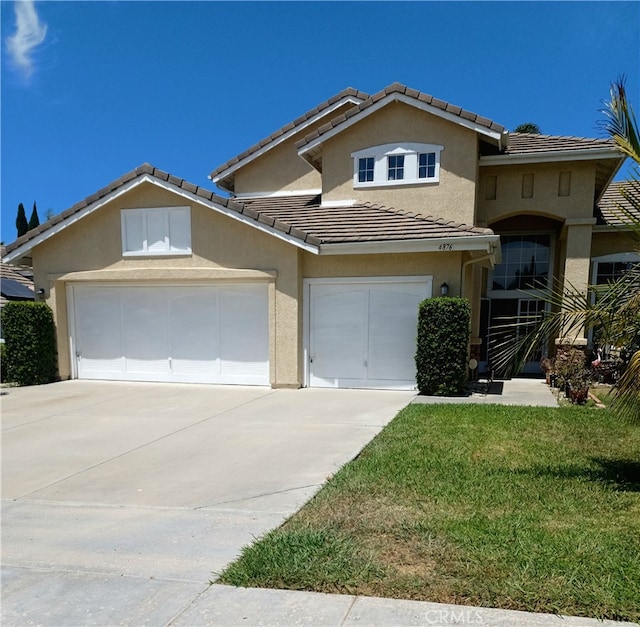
{"left": 121, "top": 206, "right": 192, "bottom": 257}
{"left": 351, "top": 143, "right": 443, "bottom": 188}
{"left": 591, "top": 252, "right": 640, "bottom": 287}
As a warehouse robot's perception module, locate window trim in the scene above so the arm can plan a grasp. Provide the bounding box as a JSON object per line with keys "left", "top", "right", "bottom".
{"left": 121, "top": 206, "right": 192, "bottom": 257}
{"left": 351, "top": 143, "right": 443, "bottom": 188}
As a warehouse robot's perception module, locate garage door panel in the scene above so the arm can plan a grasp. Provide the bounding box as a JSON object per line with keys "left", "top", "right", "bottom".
{"left": 169, "top": 288, "right": 220, "bottom": 378}
{"left": 368, "top": 289, "right": 424, "bottom": 381}
{"left": 75, "top": 287, "right": 124, "bottom": 377}
{"left": 219, "top": 286, "right": 269, "bottom": 382}
{"left": 122, "top": 288, "right": 170, "bottom": 375}
{"left": 310, "top": 289, "right": 367, "bottom": 383}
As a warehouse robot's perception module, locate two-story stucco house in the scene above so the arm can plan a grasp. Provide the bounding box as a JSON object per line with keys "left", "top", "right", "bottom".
{"left": 3, "top": 83, "right": 635, "bottom": 388}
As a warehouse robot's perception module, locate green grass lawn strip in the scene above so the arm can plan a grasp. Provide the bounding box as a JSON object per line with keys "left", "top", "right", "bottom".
{"left": 218, "top": 404, "right": 640, "bottom": 622}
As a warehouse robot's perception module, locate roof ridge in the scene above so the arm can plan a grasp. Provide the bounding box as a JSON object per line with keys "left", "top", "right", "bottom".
{"left": 510, "top": 132, "right": 614, "bottom": 142}
{"left": 296, "top": 83, "right": 506, "bottom": 151}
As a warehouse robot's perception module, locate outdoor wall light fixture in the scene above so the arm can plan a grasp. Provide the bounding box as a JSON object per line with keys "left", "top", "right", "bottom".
{"left": 440, "top": 282, "right": 449, "bottom": 296}
{"left": 37, "top": 288, "right": 45, "bottom": 296}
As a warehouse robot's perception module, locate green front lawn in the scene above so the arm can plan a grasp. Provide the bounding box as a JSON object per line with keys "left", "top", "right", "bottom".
{"left": 218, "top": 404, "right": 640, "bottom": 622}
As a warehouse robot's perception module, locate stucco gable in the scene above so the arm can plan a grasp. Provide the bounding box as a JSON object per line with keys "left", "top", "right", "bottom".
{"left": 296, "top": 83, "right": 509, "bottom": 171}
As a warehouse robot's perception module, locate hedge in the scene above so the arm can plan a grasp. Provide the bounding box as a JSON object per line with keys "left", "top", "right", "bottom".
{"left": 415, "top": 296, "right": 470, "bottom": 396}
{"left": 1, "top": 301, "right": 58, "bottom": 386}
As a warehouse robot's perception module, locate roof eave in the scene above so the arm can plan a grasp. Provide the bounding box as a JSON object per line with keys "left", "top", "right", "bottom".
{"left": 480, "top": 148, "right": 622, "bottom": 166}
{"left": 318, "top": 234, "right": 501, "bottom": 256}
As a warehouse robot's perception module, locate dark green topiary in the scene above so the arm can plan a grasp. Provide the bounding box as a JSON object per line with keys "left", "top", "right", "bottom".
{"left": 0, "top": 342, "right": 6, "bottom": 383}
{"left": 1, "top": 302, "right": 58, "bottom": 386}
{"left": 415, "top": 297, "right": 470, "bottom": 396}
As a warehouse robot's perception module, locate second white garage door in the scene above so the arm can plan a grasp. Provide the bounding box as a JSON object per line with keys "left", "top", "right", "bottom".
{"left": 70, "top": 284, "right": 269, "bottom": 385}
{"left": 307, "top": 277, "right": 432, "bottom": 389}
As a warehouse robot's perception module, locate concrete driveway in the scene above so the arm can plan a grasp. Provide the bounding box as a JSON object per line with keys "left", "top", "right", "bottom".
{"left": 1, "top": 380, "right": 414, "bottom": 626}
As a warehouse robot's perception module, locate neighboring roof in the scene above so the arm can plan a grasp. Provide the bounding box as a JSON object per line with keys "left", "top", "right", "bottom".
{"left": 1, "top": 278, "right": 35, "bottom": 300}
{"left": 2, "top": 164, "right": 499, "bottom": 263}
{"left": 296, "top": 83, "right": 508, "bottom": 170}
{"left": 1, "top": 261, "right": 34, "bottom": 306}
{"left": 209, "top": 87, "right": 369, "bottom": 190}
{"left": 596, "top": 180, "right": 640, "bottom": 226}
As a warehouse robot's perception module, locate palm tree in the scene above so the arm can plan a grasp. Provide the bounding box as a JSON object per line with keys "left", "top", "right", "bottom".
{"left": 493, "top": 77, "right": 640, "bottom": 421}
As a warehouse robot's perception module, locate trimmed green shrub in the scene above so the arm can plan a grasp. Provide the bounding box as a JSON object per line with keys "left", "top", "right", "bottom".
{"left": 1, "top": 302, "right": 58, "bottom": 386}
{"left": 1, "top": 342, "right": 6, "bottom": 383}
{"left": 415, "top": 296, "right": 470, "bottom": 396}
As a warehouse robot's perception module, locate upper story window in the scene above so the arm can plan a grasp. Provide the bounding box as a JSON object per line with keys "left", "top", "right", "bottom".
{"left": 358, "top": 157, "right": 374, "bottom": 183}
{"left": 351, "top": 143, "right": 443, "bottom": 188}
{"left": 388, "top": 155, "right": 405, "bottom": 181}
{"left": 121, "top": 206, "right": 191, "bottom": 256}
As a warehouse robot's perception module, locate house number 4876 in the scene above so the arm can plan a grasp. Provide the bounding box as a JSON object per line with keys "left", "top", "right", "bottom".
{"left": 438, "top": 243, "right": 453, "bottom": 251}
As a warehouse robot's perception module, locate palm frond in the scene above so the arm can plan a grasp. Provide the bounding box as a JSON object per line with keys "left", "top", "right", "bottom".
{"left": 599, "top": 76, "right": 640, "bottom": 162}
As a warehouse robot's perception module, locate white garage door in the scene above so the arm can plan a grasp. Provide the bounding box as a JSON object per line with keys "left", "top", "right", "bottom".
{"left": 70, "top": 284, "right": 269, "bottom": 385}
{"left": 308, "top": 277, "right": 431, "bottom": 389}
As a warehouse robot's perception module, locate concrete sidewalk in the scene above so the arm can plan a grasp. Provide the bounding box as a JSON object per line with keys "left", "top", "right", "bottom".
{"left": 412, "top": 377, "right": 558, "bottom": 407}
{"left": 176, "top": 585, "right": 637, "bottom": 626}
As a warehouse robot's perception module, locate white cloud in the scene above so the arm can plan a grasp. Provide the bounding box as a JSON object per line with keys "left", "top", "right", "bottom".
{"left": 6, "top": 0, "right": 47, "bottom": 78}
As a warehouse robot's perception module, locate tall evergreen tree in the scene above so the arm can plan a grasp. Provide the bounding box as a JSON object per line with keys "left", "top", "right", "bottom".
{"left": 28, "top": 202, "right": 40, "bottom": 231}
{"left": 16, "top": 203, "right": 28, "bottom": 237}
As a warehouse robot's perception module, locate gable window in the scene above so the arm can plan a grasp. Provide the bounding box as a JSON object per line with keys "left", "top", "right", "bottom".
{"left": 388, "top": 155, "right": 404, "bottom": 181}
{"left": 121, "top": 206, "right": 191, "bottom": 256}
{"left": 352, "top": 143, "right": 443, "bottom": 188}
{"left": 418, "top": 152, "right": 436, "bottom": 179}
{"left": 358, "top": 157, "right": 374, "bottom": 183}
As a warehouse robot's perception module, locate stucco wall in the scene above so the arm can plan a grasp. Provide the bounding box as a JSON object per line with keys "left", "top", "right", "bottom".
{"left": 319, "top": 103, "right": 478, "bottom": 224}
{"left": 302, "top": 250, "right": 461, "bottom": 292}
{"left": 232, "top": 102, "right": 358, "bottom": 196}
{"left": 32, "top": 182, "right": 302, "bottom": 387}
{"left": 591, "top": 230, "right": 638, "bottom": 258}
{"left": 477, "top": 161, "right": 596, "bottom": 225}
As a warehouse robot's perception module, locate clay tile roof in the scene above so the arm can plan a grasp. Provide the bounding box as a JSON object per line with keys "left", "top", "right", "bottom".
{"left": 596, "top": 181, "right": 640, "bottom": 225}
{"left": 506, "top": 133, "right": 618, "bottom": 154}
{"left": 235, "top": 194, "right": 494, "bottom": 245}
{"left": 209, "top": 87, "right": 369, "bottom": 180}
{"left": 295, "top": 83, "right": 506, "bottom": 151}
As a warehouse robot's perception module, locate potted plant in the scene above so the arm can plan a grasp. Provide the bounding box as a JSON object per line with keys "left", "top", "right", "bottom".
{"left": 540, "top": 357, "right": 555, "bottom": 386}
{"left": 566, "top": 368, "right": 590, "bottom": 405}
{"left": 554, "top": 347, "right": 590, "bottom": 403}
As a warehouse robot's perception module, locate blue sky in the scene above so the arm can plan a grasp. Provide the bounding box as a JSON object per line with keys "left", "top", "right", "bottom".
{"left": 1, "top": 1, "right": 638, "bottom": 244}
